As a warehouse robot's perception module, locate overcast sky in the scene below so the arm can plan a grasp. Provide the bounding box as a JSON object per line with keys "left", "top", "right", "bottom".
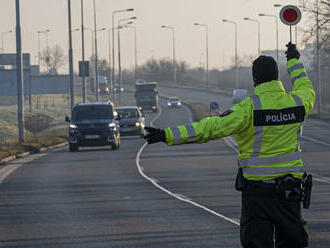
{"left": 1, "top": 0, "right": 306, "bottom": 73}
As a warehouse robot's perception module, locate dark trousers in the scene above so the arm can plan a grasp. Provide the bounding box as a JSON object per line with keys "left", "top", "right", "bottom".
{"left": 240, "top": 181, "right": 309, "bottom": 248}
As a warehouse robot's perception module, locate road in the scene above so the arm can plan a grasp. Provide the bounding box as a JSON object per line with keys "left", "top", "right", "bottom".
{"left": 0, "top": 87, "right": 329, "bottom": 247}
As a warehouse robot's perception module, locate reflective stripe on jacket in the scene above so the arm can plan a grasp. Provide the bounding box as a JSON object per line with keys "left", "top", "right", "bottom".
{"left": 164, "top": 58, "right": 315, "bottom": 181}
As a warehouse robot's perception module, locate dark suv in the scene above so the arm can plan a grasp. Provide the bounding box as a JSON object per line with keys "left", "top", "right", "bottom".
{"left": 65, "top": 102, "right": 120, "bottom": 152}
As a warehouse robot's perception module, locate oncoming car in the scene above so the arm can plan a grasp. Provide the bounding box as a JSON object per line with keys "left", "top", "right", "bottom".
{"left": 65, "top": 102, "right": 120, "bottom": 152}
{"left": 167, "top": 97, "right": 182, "bottom": 108}
{"left": 116, "top": 106, "right": 145, "bottom": 137}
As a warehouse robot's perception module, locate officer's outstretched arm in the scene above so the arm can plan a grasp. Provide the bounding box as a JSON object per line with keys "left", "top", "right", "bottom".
{"left": 163, "top": 99, "right": 252, "bottom": 146}
{"left": 286, "top": 43, "right": 315, "bottom": 116}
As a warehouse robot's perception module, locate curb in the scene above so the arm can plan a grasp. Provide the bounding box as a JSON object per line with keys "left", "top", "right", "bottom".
{"left": 0, "top": 141, "right": 68, "bottom": 166}
{"left": 0, "top": 155, "right": 16, "bottom": 165}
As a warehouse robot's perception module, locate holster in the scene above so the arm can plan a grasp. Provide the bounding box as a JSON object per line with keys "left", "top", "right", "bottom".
{"left": 235, "top": 167, "right": 247, "bottom": 191}
{"left": 302, "top": 173, "right": 313, "bottom": 209}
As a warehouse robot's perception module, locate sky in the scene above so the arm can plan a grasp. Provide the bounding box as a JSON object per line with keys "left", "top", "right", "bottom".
{"left": 1, "top": 0, "right": 307, "bottom": 73}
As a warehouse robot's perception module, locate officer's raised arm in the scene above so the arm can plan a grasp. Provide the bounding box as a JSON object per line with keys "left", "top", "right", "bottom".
{"left": 286, "top": 43, "right": 316, "bottom": 116}
{"left": 144, "top": 100, "right": 251, "bottom": 146}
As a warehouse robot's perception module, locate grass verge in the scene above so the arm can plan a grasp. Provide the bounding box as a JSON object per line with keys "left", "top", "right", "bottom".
{"left": 0, "top": 129, "right": 68, "bottom": 161}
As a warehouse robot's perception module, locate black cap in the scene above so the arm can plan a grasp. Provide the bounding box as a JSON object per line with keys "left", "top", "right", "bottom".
{"left": 252, "top": 55, "right": 279, "bottom": 86}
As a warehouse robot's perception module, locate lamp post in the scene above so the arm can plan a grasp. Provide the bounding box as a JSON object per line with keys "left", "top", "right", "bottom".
{"left": 1, "top": 30, "right": 12, "bottom": 53}
{"left": 80, "top": 0, "right": 86, "bottom": 103}
{"left": 84, "top": 27, "right": 94, "bottom": 57}
{"left": 243, "top": 17, "right": 260, "bottom": 56}
{"left": 259, "top": 13, "right": 279, "bottom": 64}
{"left": 117, "top": 17, "right": 136, "bottom": 105}
{"left": 112, "top": 8, "right": 134, "bottom": 104}
{"left": 15, "top": 0, "right": 24, "bottom": 143}
{"left": 161, "top": 25, "right": 176, "bottom": 84}
{"left": 68, "top": 0, "right": 74, "bottom": 110}
{"left": 222, "top": 19, "right": 238, "bottom": 89}
{"left": 193, "top": 23, "right": 209, "bottom": 88}
{"left": 93, "top": 0, "right": 100, "bottom": 101}
{"left": 126, "top": 25, "right": 138, "bottom": 81}
{"left": 37, "top": 29, "right": 51, "bottom": 67}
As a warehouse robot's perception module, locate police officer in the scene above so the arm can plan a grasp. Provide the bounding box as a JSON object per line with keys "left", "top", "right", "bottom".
{"left": 144, "top": 43, "right": 315, "bottom": 248}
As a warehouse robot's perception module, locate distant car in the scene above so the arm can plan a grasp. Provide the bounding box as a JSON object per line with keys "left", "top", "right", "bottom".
{"left": 232, "top": 89, "right": 248, "bottom": 104}
{"left": 116, "top": 106, "right": 145, "bottom": 137}
{"left": 97, "top": 76, "right": 110, "bottom": 94}
{"left": 167, "top": 97, "right": 182, "bottom": 108}
{"left": 65, "top": 102, "right": 120, "bottom": 152}
{"left": 113, "top": 84, "right": 124, "bottom": 93}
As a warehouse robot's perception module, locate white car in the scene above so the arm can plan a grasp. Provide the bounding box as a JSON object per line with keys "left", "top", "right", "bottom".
{"left": 167, "top": 97, "right": 182, "bottom": 108}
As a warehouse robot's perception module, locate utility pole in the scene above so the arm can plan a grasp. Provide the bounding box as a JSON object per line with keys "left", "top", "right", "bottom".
{"left": 68, "top": 0, "right": 74, "bottom": 110}
{"left": 81, "top": 0, "right": 86, "bottom": 103}
{"left": 161, "top": 25, "right": 177, "bottom": 83}
{"left": 15, "top": 0, "right": 24, "bottom": 143}
{"left": 108, "top": 29, "right": 112, "bottom": 100}
{"left": 93, "top": 0, "right": 99, "bottom": 101}
{"left": 117, "top": 26, "right": 122, "bottom": 105}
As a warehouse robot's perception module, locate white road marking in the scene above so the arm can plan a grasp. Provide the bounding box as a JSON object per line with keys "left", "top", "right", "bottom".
{"left": 182, "top": 104, "right": 193, "bottom": 122}
{"left": 136, "top": 142, "right": 239, "bottom": 226}
{"left": 0, "top": 153, "right": 48, "bottom": 184}
{"left": 174, "top": 193, "right": 192, "bottom": 201}
{"left": 137, "top": 104, "right": 240, "bottom": 226}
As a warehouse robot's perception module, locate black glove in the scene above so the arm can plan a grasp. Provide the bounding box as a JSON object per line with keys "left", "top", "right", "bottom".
{"left": 144, "top": 127, "right": 166, "bottom": 144}
{"left": 285, "top": 42, "right": 300, "bottom": 61}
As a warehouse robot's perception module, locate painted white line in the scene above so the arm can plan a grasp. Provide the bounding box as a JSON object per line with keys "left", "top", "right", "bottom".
{"left": 137, "top": 105, "right": 239, "bottom": 226}
{"left": 313, "top": 174, "right": 330, "bottom": 184}
{"left": 136, "top": 142, "right": 239, "bottom": 226}
{"left": 0, "top": 153, "right": 48, "bottom": 184}
{"left": 150, "top": 107, "right": 162, "bottom": 127}
{"left": 182, "top": 104, "right": 193, "bottom": 122}
{"left": 174, "top": 193, "right": 192, "bottom": 201}
{"left": 0, "top": 145, "right": 67, "bottom": 185}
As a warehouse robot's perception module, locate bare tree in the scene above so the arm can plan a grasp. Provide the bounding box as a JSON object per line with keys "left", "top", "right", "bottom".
{"left": 40, "top": 45, "right": 66, "bottom": 74}
{"left": 301, "top": 0, "right": 330, "bottom": 49}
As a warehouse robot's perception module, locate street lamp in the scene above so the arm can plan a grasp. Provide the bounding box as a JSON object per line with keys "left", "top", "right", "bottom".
{"left": 222, "top": 19, "right": 238, "bottom": 89}
{"left": 259, "top": 13, "right": 279, "bottom": 64}
{"left": 93, "top": 0, "right": 101, "bottom": 101}
{"left": 84, "top": 27, "right": 105, "bottom": 58}
{"left": 1, "top": 30, "right": 12, "bottom": 53}
{"left": 84, "top": 28, "right": 106, "bottom": 100}
{"left": 37, "top": 29, "right": 51, "bottom": 67}
{"left": 125, "top": 25, "right": 138, "bottom": 81}
{"left": 161, "top": 25, "right": 177, "bottom": 84}
{"left": 80, "top": 0, "right": 86, "bottom": 103}
{"left": 194, "top": 22, "right": 209, "bottom": 88}
{"left": 68, "top": 0, "right": 74, "bottom": 110}
{"left": 117, "top": 17, "right": 136, "bottom": 105}
{"left": 243, "top": 17, "right": 260, "bottom": 56}
{"left": 111, "top": 8, "right": 134, "bottom": 104}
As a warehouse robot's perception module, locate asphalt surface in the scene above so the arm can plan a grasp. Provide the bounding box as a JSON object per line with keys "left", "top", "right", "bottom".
{"left": 0, "top": 87, "right": 329, "bottom": 247}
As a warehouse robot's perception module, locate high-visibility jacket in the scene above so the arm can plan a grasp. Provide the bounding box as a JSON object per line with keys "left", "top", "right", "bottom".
{"left": 164, "top": 58, "right": 315, "bottom": 181}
